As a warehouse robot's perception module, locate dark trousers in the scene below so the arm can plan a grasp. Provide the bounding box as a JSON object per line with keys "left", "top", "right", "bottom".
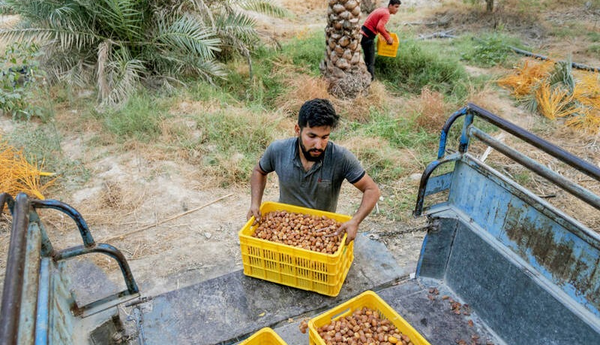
{"left": 360, "top": 27, "right": 376, "bottom": 81}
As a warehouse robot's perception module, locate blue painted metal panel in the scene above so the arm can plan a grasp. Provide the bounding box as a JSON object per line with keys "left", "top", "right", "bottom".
{"left": 17, "top": 222, "right": 42, "bottom": 345}
{"left": 443, "top": 219, "right": 600, "bottom": 345}
{"left": 423, "top": 172, "right": 452, "bottom": 197}
{"left": 447, "top": 157, "right": 600, "bottom": 318}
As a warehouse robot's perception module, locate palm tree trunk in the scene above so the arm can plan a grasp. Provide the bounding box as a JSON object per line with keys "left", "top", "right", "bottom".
{"left": 320, "top": 0, "right": 371, "bottom": 99}
{"left": 361, "top": 0, "right": 376, "bottom": 14}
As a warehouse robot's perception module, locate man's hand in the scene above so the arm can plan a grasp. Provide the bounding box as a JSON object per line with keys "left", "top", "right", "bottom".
{"left": 333, "top": 219, "right": 360, "bottom": 245}
{"left": 386, "top": 38, "right": 394, "bottom": 45}
{"left": 247, "top": 205, "right": 261, "bottom": 225}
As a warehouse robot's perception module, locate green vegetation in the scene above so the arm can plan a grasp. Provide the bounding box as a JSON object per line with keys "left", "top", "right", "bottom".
{"left": 195, "top": 109, "right": 286, "bottom": 186}
{"left": 0, "top": 42, "right": 50, "bottom": 121}
{"left": 1, "top": 0, "right": 287, "bottom": 107}
{"left": 460, "top": 34, "right": 520, "bottom": 67}
{"left": 375, "top": 40, "right": 468, "bottom": 95}
{"left": 101, "top": 92, "right": 166, "bottom": 142}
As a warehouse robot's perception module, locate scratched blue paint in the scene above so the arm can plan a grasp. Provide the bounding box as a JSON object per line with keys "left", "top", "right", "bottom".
{"left": 423, "top": 172, "right": 452, "bottom": 197}
{"left": 50, "top": 262, "right": 75, "bottom": 345}
{"left": 18, "top": 223, "right": 42, "bottom": 344}
{"left": 445, "top": 156, "right": 600, "bottom": 317}
{"left": 35, "top": 258, "right": 50, "bottom": 344}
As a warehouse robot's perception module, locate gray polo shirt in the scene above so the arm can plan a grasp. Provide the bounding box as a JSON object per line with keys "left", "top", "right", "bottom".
{"left": 259, "top": 138, "right": 365, "bottom": 212}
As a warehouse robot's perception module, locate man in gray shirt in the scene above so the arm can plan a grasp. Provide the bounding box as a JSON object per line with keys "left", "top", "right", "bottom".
{"left": 247, "top": 98, "right": 381, "bottom": 244}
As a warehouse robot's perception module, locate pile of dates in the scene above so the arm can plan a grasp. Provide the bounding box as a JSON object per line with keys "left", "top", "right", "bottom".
{"left": 252, "top": 210, "right": 343, "bottom": 254}
{"left": 315, "top": 307, "right": 414, "bottom": 345}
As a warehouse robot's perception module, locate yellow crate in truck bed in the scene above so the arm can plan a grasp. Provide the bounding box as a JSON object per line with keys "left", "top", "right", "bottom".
{"left": 308, "top": 290, "right": 431, "bottom": 345}
{"left": 238, "top": 202, "right": 354, "bottom": 297}
{"left": 239, "top": 327, "right": 287, "bottom": 345}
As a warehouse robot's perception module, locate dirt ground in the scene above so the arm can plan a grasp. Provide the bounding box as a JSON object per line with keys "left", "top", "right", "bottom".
{"left": 1, "top": 0, "right": 599, "bottom": 299}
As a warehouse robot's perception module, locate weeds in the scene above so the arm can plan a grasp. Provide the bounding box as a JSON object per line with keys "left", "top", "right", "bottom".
{"left": 102, "top": 92, "right": 165, "bottom": 142}
{"left": 460, "top": 34, "right": 519, "bottom": 67}
{"left": 375, "top": 40, "right": 468, "bottom": 95}
{"left": 194, "top": 109, "right": 287, "bottom": 186}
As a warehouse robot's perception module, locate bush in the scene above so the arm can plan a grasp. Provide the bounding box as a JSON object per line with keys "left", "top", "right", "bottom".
{"left": 0, "top": 42, "right": 50, "bottom": 120}
{"left": 460, "top": 34, "right": 516, "bottom": 67}
{"left": 374, "top": 41, "right": 468, "bottom": 95}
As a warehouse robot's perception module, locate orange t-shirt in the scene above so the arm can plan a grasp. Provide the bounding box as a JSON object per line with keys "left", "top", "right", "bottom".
{"left": 362, "top": 7, "right": 392, "bottom": 42}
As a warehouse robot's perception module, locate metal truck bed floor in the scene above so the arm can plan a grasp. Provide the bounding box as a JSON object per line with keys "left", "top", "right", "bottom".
{"left": 120, "top": 234, "right": 414, "bottom": 345}
{"left": 270, "top": 278, "right": 500, "bottom": 345}
{"left": 120, "top": 233, "right": 499, "bottom": 345}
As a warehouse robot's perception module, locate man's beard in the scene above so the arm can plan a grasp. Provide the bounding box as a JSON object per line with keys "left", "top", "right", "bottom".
{"left": 299, "top": 140, "right": 324, "bottom": 162}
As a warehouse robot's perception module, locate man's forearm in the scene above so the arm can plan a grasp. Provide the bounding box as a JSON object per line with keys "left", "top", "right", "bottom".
{"left": 351, "top": 186, "right": 380, "bottom": 225}
{"left": 250, "top": 167, "right": 267, "bottom": 208}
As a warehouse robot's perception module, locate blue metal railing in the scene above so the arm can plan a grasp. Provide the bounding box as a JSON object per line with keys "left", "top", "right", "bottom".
{"left": 0, "top": 193, "right": 139, "bottom": 345}
{"left": 415, "top": 103, "right": 600, "bottom": 216}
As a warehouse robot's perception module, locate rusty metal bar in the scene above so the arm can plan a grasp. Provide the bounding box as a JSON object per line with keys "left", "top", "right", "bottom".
{"left": 0, "top": 193, "right": 30, "bottom": 345}
{"left": 54, "top": 243, "right": 139, "bottom": 294}
{"left": 0, "top": 193, "right": 14, "bottom": 215}
{"left": 31, "top": 199, "right": 96, "bottom": 247}
{"left": 469, "top": 127, "right": 600, "bottom": 210}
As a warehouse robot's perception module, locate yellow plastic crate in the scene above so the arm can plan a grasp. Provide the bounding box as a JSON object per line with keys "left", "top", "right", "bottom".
{"left": 308, "top": 291, "right": 431, "bottom": 345}
{"left": 377, "top": 32, "right": 399, "bottom": 57}
{"left": 239, "top": 201, "right": 354, "bottom": 297}
{"left": 239, "top": 327, "right": 287, "bottom": 345}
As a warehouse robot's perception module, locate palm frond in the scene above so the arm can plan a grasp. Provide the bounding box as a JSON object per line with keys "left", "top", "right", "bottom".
{"left": 548, "top": 58, "right": 575, "bottom": 93}
{"left": 187, "top": 0, "right": 215, "bottom": 27}
{"left": 236, "top": 0, "right": 290, "bottom": 18}
{"left": 97, "top": 40, "right": 112, "bottom": 101}
{"left": 92, "top": 0, "right": 145, "bottom": 41}
{"left": 155, "top": 13, "right": 221, "bottom": 58}
{"left": 101, "top": 47, "right": 146, "bottom": 107}
{"left": 215, "top": 11, "right": 258, "bottom": 46}
{"left": 150, "top": 52, "right": 226, "bottom": 80}
{"left": 0, "top": 26, "right": 97, "bottom": 51}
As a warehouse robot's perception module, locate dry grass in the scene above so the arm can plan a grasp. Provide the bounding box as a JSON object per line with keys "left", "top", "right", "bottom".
{"left": 407, "top": 88, "right": 449, "bottom": 132}
{"left": 275, "top": 74, "right": 330, "bottom": 116}
{"left": 467, "top": 84, "right": 505, "bottom": 115}
{"left": 274, "top": 74, "right": 388, "bottom": 123}
{"left": 333, "top": 82, "right": 388, "bottom": 123}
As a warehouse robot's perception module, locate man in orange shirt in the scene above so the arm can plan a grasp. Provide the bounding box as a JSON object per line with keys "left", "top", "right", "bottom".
{"left": 360, "top": 0, "right": 401, "bottom": 81}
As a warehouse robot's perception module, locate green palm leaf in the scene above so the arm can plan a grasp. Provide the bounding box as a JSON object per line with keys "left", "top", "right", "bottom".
{"left": 155, "top": 14, "right": 221, "bottom": 58}
{"left": 215, "top": 11, "right": 258, "bottom": 46}
{"left": 91, "top": 0, "right": 145, "bottom": 42}
{"left": 236, "top": 0, "right": 289, "bottom": 18}
{"left": 101, "top": 47, "right": 146, "bottom": 107}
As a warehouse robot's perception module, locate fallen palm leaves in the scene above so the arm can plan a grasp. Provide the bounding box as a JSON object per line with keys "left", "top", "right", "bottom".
{"left": 498, "top": 59, "right": 600, "bottom": 134}
{"left": 0, "top": 140, "right": 55, "bottom": 200}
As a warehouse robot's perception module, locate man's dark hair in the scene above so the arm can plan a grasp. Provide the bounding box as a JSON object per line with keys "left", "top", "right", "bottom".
{"left": 298, "top": 98, "right": 339, "bottom": 129}
{"left": 389, "top": 0, "right": 401, "bottom": 5}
